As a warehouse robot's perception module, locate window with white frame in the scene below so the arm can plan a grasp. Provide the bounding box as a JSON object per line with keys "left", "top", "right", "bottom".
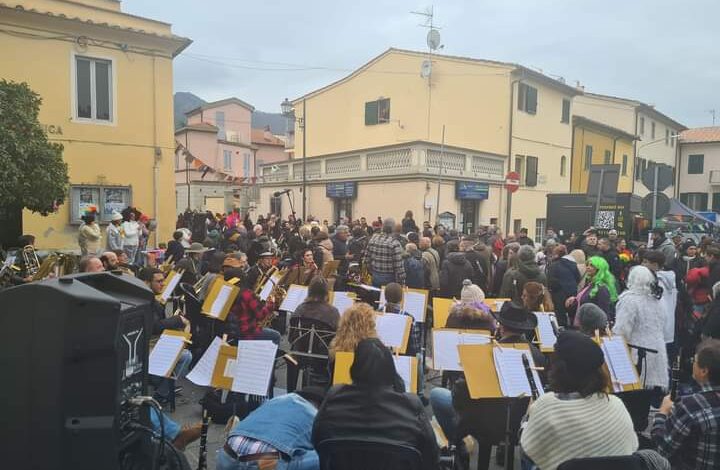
{"left": 223, "top": 149, "right": 232, "bottom": 170}
{"left": 215, "top": 111, "right": 226, "bottom": 139}
{"left": 535, "top": 218, "right": 546, "bottom": 244}
{"left": 74, "top": 56, "right": 113, "bottom": 122}
{"left": 243, "top": 153, "right": 252, "bottom": 176}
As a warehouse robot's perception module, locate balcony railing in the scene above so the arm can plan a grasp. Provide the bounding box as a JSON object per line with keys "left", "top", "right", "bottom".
{"left": 259, "top": 142, "right": 506, "bottom": 184}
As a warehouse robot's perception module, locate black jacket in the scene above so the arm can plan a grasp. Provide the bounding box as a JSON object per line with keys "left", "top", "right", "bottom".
{"left": 440, "top": 252, "right": 474, "bottom": 299}
{"left": 600, "top": 248, "right": 622, "bottom": 281}
{"left": 500, "top": 259, "right": 547, "bottom": 303}
{"left": 294, "top": 299, "right": 341, "bottom": 330}
{"left": 151, "top": 299, "right": 184, "bottom": 336}
{"left": 165, "top": 240, "right": 184, "bottom": 264}
{"left": 312, "top": 384, "right": 438, "bottom": 470}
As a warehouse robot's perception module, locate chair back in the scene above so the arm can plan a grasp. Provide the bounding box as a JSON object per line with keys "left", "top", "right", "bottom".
{"left": 287, "top": 316, "right": 335, "bottom": 364}
{"left": 557, "top": 455, "right": 646, "bottom": 470}
{"left": 317, "top": 439, "right": 423, "bottom": 470}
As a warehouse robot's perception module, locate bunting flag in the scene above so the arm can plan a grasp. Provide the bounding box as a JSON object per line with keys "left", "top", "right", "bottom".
{"left": 176, "top": 141, "right": 265, "bottom": 186}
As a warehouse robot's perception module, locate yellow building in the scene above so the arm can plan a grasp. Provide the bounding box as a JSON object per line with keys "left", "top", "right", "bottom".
{"left": 0, "top": 0, "right": 190, "bottom": 250}
{"left": 259, "top": 48, "right": 581, "bottom": 240}
{"left": 570, "top": 116, "right": 637, "bottom": 194}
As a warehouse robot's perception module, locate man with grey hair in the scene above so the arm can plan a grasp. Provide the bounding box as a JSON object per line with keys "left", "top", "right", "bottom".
{"left": 365, "top": 218, "right": 405, "bottom": 287}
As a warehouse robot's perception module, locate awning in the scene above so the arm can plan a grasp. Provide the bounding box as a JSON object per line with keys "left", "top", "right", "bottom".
{"left": 664, "top": 199, "right": 718, "bottom": 226}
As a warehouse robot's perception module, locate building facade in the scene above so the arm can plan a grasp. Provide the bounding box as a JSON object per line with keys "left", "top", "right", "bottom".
{"left": 0, "top": 0, "right": 190, "bottom": 250}
{"left": 574, "top": 92, "right": 686, "bottom": 198}
{"left": 678, "top": 127, "right": 720, "bottom": 212}
{"left": 257, "top": 48, "right": 580, "bottom": 239}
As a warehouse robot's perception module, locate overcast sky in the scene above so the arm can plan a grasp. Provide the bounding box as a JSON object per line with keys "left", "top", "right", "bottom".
{"left": 124, "top": 0, "right": 719, "bottom": 127}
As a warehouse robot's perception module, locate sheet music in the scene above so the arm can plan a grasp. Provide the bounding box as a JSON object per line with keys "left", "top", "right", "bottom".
{"left": 432, "top": 330, "right": 490, "bottom": 371}
{"left": 403, "top": 291, "right": 427, "bottom": 323}
{"left": 161, "top": 272, "right": 182, "bottom": 302}
{"left": 231, "top": 340, "right": 278, "bottom": 396}
{"left": 535, "top": 313, "right": 557, "bottom": 349}
{"left": 279, "top": 285, "right": 308, "bottom": 312}
{"left": 603, "top": 337, "right": 637, "bottom": 386}
{"left": 332, "top": 291, "right": 355, "bottom": 315}
{"left": 393, "top": 355, "right": 415, "bottom": 393}
{"left": 494, "top": 300, "right": 506, "bottom": 312}
{"left": 493, "top": 347, "right": 543, "bottom": 398}
{"left": 148, "top": 334, "right": 185, "bottom": 377}
{"left": 208, "top": 284, "right": 234, "bottom": 318}
{"left": 258, "top": 274, "right": 277, "bottom": 302}
{"left": 357, "top": 284, "right": 381, "bottom": 292}
{"left": 186, "top": 337, "right": 223, "bottom": 386}
{"left": 375, "top": 313, "right": 409, "bottom": 350}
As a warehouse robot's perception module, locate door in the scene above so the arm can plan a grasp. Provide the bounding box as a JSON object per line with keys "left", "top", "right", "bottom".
{"left": 460, "top": 200, "right": 478, "bottom": 234}
{"left": 334, "top": 198, "right": 352, "bottom": 224}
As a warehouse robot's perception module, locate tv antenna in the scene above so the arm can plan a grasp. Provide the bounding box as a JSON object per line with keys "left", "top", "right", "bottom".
{"left": 709, "top": 109, "right": 717, "bottom": 126}
{"left": 411, "top": 6, "right": 443, "bottom": 51}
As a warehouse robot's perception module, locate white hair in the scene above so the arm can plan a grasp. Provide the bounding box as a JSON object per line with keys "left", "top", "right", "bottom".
{"left": 626, "top": 265, "right": 655, "bottom": 296}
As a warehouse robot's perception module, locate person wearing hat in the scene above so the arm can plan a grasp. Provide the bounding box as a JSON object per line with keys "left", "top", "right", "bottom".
{"left": 520, "top": 331, "right": 638, "bottom": 470}
{"left": 245, "top": 250, "right": 275, "bottom": 290}
{"left": 106, "top": 211, "right": 123, "bottom": 251}
{"left": 447, "top": 279, "right": 493, "bottom": 325}
{"left": 499, "top": 245, "right": 547, "bottom": 304}
{"left": 217, "top": 385, "right": 326, "bottom": 470}
{"left": 495, "top": 301, "right": 545, "bottom": 367}
{"left": 650, "top": 228, "right": 677, "bottom": 271}
{"left": 176, "top": 242, "right": 209, "bottom": 284}
{"left": 677, "top": 238, "right": 705, "bottom": 279}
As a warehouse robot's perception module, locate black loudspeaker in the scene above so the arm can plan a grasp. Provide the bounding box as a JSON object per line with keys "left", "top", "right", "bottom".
{"left": 0, "top": 272, "right": 155, "bottom": 470}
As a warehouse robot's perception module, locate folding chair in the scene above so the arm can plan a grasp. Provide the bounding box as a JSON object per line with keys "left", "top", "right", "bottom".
{"left": 317, "top": 439, "right": 424, "bottom": 470}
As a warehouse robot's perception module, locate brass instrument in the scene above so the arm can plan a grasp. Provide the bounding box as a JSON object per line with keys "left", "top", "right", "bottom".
{"left": 360, "top": 260, "right": 372, "bottom": 285}
{"left": 254, "top": 265, "right": 278, "bottom": 294}
{"left": 22, "top": 245, "right": 41, "bottom": 278}
{"left": 257, "top": 267, "right": 289, "bottom": 329}
{"left": 32, "top": 252, "right": 77, "bottom": 281}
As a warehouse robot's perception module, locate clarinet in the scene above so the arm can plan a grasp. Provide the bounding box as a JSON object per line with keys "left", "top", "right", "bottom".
{"left": 670, "top": 355, "right": 681, "bottom": 401}
{"left": 522, "top": 353, "right": 540, "bottom": 400}
{"left": 197, "top": 408, "right": 210, "bottom": 470}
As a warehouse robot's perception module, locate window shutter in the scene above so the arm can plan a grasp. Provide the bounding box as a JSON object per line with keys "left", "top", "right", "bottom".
{"left": 365, "top": 101, "right": 378, "bottom": 125}
{"left": 526, "top": 156, "right": 538, "bottom": 187}
{"left": 517, "top": 83, "right": 526, "bottom": 111}
{"left": 526, "top": 86, "right": 538, "bottom": 114}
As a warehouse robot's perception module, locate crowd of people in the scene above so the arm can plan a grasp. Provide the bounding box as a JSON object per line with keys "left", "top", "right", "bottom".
{"left": 4, "top": 206, "right": 720, "bottom": 470}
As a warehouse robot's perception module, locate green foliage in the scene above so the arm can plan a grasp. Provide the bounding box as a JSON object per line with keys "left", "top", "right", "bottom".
{"left": 0, "top": 79, "right": 69, "bottom": 215}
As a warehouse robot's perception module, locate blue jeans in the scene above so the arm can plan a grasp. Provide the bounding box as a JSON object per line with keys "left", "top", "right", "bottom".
{"left": 154, "top": 349, "right": 192, "bottom": 399}
{"left": 430, "top": 387, "right": 458, "bottom": 442}
{"left": 149, "top": 407, "right": 181, "bottom": 441}
{"left": 216, "top": 448, "right": 319, "bottom": 470}
{"left": 371, "top": 272, "right": 395, "bottom": 288}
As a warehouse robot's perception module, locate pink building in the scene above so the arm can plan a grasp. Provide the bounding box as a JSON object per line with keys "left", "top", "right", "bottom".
{"left": 252, "top": 125, "right": 289, "bottom": 167}
{"left": 175, "top": 98, "right": 258, "bottom": 214}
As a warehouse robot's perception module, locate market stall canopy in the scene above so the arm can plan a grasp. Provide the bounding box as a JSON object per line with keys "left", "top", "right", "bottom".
{"left": 664, "top": 199, "right": 719, "bottom": 226}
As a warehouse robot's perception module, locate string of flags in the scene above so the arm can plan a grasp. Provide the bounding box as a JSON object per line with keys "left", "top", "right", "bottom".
{"left": 177, "top": 142, "right": 263, "bottom": 186}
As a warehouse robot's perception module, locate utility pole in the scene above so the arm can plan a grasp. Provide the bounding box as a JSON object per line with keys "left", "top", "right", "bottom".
{"left": 435, "top": 125, "right": 445, "bottom": 224}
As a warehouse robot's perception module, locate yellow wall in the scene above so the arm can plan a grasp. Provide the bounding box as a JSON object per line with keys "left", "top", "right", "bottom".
{"left": 1, "top": 3, "right": 184, "bottom": 250}
{"left": 571, "top": 127, "right": 635, "bottom": 194}
{"left": 294, "top": 51, "right": 513, "bottom": 158}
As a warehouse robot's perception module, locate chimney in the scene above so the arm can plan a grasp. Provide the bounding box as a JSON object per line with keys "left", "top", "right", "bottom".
{"left": 263, "top": 125, "right": 272, "bottom": 141}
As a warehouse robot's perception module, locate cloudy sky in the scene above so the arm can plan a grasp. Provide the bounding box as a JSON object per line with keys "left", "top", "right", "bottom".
{"left": 125, "top": 0, "right": 719, "bottom": 127}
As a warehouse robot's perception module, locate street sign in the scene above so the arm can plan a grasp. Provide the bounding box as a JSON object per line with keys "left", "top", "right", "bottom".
{"left": 642, "top": 192, "right": 671, "bottom": 220}
{"left": 505, "top": 171, "right": 520, "bottom": 193}
{"left": 641, "top": 164, "right": 674, "bottom": 193}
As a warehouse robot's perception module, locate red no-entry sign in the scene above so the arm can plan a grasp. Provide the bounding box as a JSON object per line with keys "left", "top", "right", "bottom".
{"left": 505, "top": 171, "right": 520, "bottom": 193}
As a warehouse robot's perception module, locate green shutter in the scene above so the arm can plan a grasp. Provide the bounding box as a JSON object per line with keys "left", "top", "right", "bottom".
{"left": 526, "top": 156, "right": 538, "bottom": 187}
{"left": 365, "top": 101, "right": 378, "bottom": 125}
{"left": 526, "top": 86, "right": 538, "bottom": 114}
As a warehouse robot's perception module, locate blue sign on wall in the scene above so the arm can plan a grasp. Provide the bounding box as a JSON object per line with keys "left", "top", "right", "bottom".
{"left": 455, "top": 181, "right": 489, "bottom": 200}
{"left": 326, "top": 182, "right": 357, "bottom": 198}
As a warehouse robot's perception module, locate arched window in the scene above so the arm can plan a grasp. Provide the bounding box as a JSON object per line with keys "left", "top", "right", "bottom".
{"left": 560, "top": 155, "right": 567, "bottom": 176}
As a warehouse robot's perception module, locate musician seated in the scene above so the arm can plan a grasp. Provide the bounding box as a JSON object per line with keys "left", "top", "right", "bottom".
{"left": 114, "top": 249, "right": 138, "bottom": 275}
{"left": 383, "top": 282, "right": 420, "bottom": 356}
{"left": 652, "top": 338, "right": 720, "bottom": 469}
{"left": 224, "top": 268, "right": 280, "bottom": 345}
{"left": 447, "top": 280, "right": 493, "bottom": 321}
{"left": 285, "top": 248, "right": 320, "bottom": 286}
{"left": 329, "top": 303, "right": 378, "bottom": 359}
{"left": 100, "top": 251, "right": 120, "bottom": 271}
{"left": 148, "top": 408, "right": 202, "bottom": 451}
{"left": 246, "top": 251, "right": 274, "bottom": 292}
{"left": 142, "top": 267, "right": 193, "bottom": 404}
{"left": 576, "top": 303, "right": 608, "bottom": 337}
{"left": 312, "top": 338, "right": 439, "bottom": 470}
{"left": 78, "top": 255, "right": 104, "bottom": 273}
{"left": 217, "top": 386, "right": 326, "bottom": 470}
{"left": 520, "top": 331, "right": 638, "bottom": 470}
{"left": 10, "top": 234, "right": 37, "bottom": 284}
{"left": 293, "top": 277, "right": 340, "bottom": 330}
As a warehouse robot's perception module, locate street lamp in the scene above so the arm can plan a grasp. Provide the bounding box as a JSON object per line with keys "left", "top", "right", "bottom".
{"left": 281, "top": 97, "right": 307, "bottom": 221}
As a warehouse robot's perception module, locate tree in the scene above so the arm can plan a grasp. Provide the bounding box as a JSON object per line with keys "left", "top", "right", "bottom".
{"left": 0, "top": 80, "right": 69, "bottom": 216}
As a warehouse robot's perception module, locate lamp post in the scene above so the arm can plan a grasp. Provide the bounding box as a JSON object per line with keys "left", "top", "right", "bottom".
{"left": 281, "top": 98, "right": 307, "bottom": 221}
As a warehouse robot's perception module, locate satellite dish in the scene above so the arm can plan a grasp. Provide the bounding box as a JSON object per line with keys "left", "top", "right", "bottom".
{"left": 271, "top": 165, "right": 279, "bottom": 173}
{"left": 427, "top": 29, "right": 441, "bottom": 51}
{"left": 420, "top": 60, "right": 432, "bottom": 78}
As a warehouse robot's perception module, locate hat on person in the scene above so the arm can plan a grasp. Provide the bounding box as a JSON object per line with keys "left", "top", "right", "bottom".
{"left": 111, "top": 212, "right": 123, "bottom": 222}
{"left": 460, "top": 279, "right": 485, "bottom": 304}
{"left": 185, "top": 242, "right": 209, "bottom": 253}
{"left": 555, "top": 330, "right": 605, "bottom": 376}
{"left": 258, "top": 251, "right": 274, "bottom": 258}
{"left": 577, "top": 303, "right": 608, "bottom": 333}
{"left": 682, "top": 239, "right": 697, "bottom": 253}
{"left": 608, "top": 229, "right": 618, "bottom": 236}
{"left": 496, "top": 302, "right": 537, "bottom": 331}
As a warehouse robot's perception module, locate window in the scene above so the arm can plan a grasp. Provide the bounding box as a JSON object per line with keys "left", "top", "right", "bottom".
{"left": 514, "top": 155, "right": 525, "bottom": 183}
{"left": 639, "top": 117, "right": 645, "bottom": 135}
{"left": 671, "top": 131, "right": 675, "bottom": 147}
{"left": 69, "top": 185, "right": 131, "bottom": 224}
{"left": 270, "top": 195, "right": 282, "bottom": 216}
{"left": 215, "top": 111, "right": 226, "bottom": 139}
{"left": 604, "top": 150, "right": 612, "bottom": 164}
{"left": 584, "top": 145, "right": 593, "bottom": 170}
{"left": 560, "top": 155, "right": 567, "bottom": 176}
{"left": 74, "top": 56, "right": 112, "bottom": 122}
{"left": 651, "top": 121, "right": 656, "bottom": 139}
{"left": 535, "top": 219, "right": 546, "bottom": 244}
{"left": 680, "top": 193, "right": 708, "bottom": 211}
{"left": 665, "top": 129, "right": 670, "bottom": 145}
{"left": 490, "top": 218, "right": 498, "bottom": 226}
{"left": 223, "top": 149, "right": 232, "bottom": 170}
{"left": 513, "top": 219, "right": 522, "bottom": 236}
{"left": 713, "top": 193, "right": 720, "bottom": 213}
{"left": 243, "top": 153, "right": 252, "bottom": 176}
{"left": 518, "top": 83, "right": 538, "bottom": 114}
{"left": 525, "top": 155, "right": 538, "bottom": 187}
{"left": 364, "top": 98, "right": 390, "bottom": 125}
{"left": 688, "top": 154, "right": 704, "bottom": 174}
{"left": 622, "top": 154, "right": 628, "bottom": 176}
{"left": 561, "top": 99, "right": 570, "bottom": 123}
